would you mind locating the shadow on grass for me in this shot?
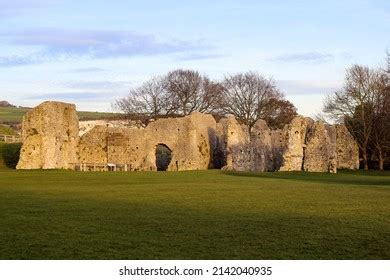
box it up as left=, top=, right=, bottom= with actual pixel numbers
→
left=223, top=170, right=390, bottom=187
left=1, top=199, right=388, bottom=259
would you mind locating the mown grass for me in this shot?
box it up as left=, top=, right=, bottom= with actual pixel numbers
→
left=0, top=143, right=6, bottom=169
left=0, top=169, right=389, bottom=260
left=0, top=107, right=122, bottom=124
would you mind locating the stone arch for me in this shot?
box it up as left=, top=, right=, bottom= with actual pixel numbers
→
left=155, top=144, right=173, bottom=171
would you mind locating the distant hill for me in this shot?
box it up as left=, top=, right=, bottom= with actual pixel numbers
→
left=0, top=101, right=16, bottom=108
left=0, top=106, right=123, bottom=124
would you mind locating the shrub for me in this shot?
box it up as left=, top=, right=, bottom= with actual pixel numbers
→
left=0, top=143, right=21, bottom=169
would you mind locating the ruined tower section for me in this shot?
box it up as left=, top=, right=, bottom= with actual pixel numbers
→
left=335, top=124, right=360, bottom=170
left=279, top=116, right=313, bottom=171
left=303, top=122, right=337, bottom=173
left=249, top=119, right=274, bottom=171
left=216, top=116, right=250, bottom=171
left=217, top=117, right=275, bottom=172
left=16, top=101, right=79, bottom=169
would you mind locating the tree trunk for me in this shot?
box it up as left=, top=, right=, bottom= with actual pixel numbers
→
left=362, top=149, right=369, bottom=171
left=378, top=150, right=384, bottom=171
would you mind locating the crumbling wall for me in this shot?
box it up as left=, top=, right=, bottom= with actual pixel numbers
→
left=78, top=112, right=217, bottom=171
left=217, top=116, right=250, bottom=171
left=78, top=125, right=110, bottom=165
left=16, top=101, right=79, bottom=169
left=303, top=122, right=337, bottom=173
left=336, top=124, right=359, bottom=170
left=17, top=101, right=360, bottom=173
left=270, top=129, right=284, bottom=170
left=250, top=119, right=275, bottom=172
left=79, top=119, right=140, bottom=136
left=218, top=115, right=357, bottom=173
left=217, top=117, right=278, bottom=172
left=279, top=116, right=313, bottom=171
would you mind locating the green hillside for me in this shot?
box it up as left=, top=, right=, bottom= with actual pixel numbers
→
left=0, top=124, right=17, bottom=135
left=0, top=107, right=122, bottom=124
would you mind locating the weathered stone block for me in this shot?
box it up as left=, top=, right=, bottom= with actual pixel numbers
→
left=17, top=101, right=79, bottom=169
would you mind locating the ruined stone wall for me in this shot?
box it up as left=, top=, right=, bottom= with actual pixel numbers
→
left=218, top=115, right=358, bottom=173
left=78, top=112, right=217, bottom=171
left=336, top=124, right=359, bottom=170
left=217, top=117, right=282, bottom=172
left=279, top=116, right=313, bottom=171
left=17, top=101, right=360, bottom=173
left=270, top=129, right=284, bottom=170
left=216, top=116, right=253, bottom=171
left=79, top=119, right=140, bottom=136
left=249, top=120, right=274, bottom=172
left=303, top=122, right=337, bottom=173
left=17, top=101, right=79, bottom=169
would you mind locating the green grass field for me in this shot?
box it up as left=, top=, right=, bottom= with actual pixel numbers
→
left=0, top=107, right=122, bottom=124
left=0, top=124, right=17, bottom=135
left=0, top=169, right=389, bottom=260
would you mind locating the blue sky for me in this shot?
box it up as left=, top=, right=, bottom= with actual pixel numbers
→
left=0, top=0, right=389, bottom=116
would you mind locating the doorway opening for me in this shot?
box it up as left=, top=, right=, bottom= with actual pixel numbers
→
left=155, top=144, right=172, bottom=171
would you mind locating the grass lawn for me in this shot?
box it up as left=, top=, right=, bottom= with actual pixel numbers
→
left=0, top=169, right=389, bottom=260
left=0, top=107, right=122, bottom=124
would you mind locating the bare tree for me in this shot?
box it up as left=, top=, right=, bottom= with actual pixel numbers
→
left=165, top=69, right=222, bottom=116
left=371, top=55, right=390, bottom=170
left=115, top=77, right=176, bottom=124
left=116, top=70, right=223, bottom=122
left=220, top=71, right=283, bottom=131
left=371, top=87, right=389, bottom=170
left=323, top=65, right=384, bottom=170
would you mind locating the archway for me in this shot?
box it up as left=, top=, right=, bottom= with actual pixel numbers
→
left=155, top=144, right=172, bottom=171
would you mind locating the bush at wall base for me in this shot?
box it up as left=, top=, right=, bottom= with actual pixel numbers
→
left=0, top=143, right=21, bottom=169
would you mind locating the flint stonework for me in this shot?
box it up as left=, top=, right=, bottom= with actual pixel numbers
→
left=17, top=101, right=360, bottom=173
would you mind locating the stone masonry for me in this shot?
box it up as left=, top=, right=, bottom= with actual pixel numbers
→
left=16, top=101, right=79, bottom=169
left=17, top=101, right=360, bottom=173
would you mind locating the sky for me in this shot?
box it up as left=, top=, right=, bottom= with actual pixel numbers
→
left=0, top=0, right=389, bottom=116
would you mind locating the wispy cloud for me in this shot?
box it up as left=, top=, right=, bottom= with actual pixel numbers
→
left=0, top=0, right=61, bottom=15
left=0, top=28, right=210, bottom=67
left=25, top=92, right=110, bottom=100
left=268, top=52, right=334, bottom=64
left=70, top=67, right=106, bottom=73
left=62, top=80, right=132, bottom=90
left=276, top=80, right=341, bottom=95
left=175, top=53, right=227, bottom=61
left=0, top=54, right=46, bottom=67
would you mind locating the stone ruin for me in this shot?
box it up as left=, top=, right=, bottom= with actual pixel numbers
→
left=16, top=101, right=79, bottom=169
left=16, top=101, right=360, bottom=173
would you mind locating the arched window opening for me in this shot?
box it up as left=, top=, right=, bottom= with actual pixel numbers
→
left=155, top=144, right=172, bottom=171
